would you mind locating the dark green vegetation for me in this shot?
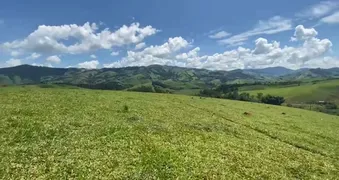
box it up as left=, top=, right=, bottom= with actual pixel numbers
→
left=199, top=84, right=285, bottom=105
left=1, top=86, right=339, bottom=179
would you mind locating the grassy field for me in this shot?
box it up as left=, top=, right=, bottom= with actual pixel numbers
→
left=243, top=79, right=339, bottom=104
left=1, top=86, right=339, bottom=179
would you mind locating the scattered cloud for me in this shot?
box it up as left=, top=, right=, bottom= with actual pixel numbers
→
left=6, top=59, right=21, bottom=67
left=321, top=11, right=339, bottom=24
left=10, top=51, right=21, bottom=57
left=32, top=63, right=53, bottom=67
left=104, top=37, right=189, bottom=67
left=293, top=25, right=318, bottom=41
left=110, top=51, right=120, bottom=56
left=135, top=42, right=146, bottom=50
left=2, top=22, right=158, bottom=55
left=46, top=55, right=61, bottom=64
left=218, top=16, right=292, bottom=46
left=297, top=1, right=339, bottom=19
left=26, top=52, right=41, bottom=60
left=209, top=31, right=231, bottom=39
left=90, top=54, right=97, bottom=59
left=78, top=60, right=99, bottom=69
left=104, top=25, right=335, bottom=70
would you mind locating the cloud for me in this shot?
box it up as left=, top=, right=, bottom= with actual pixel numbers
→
left=26, top=53, right=41, bottom=60
left=10, top=51, right=21, bottom=57
left=6, top=59, right=21, bottom=67
left=2, top=22, right=158, bottom=55
left=218, top=16, right=292, bottom=46
left=104, top=25, right=335, bottom=70
left=297, top=1, right=339, bottom=19
left=46, top=55, right=61, bottom=64
left=321, top=11, right=339, bottom=24
left=78, top=60, right=99, bottom=69
left=209, top=31, right=231, bottom=39
left=104, top=37, right=189, bottom=67
left=135, top=42, right=146, bottom=50
left=293, top=25, right=318, bottom=41
left=90, top=54, right=97, bottom=58
left=110, top=51, right=119, bottom=56
left=32, top=63, right=53, bottom=67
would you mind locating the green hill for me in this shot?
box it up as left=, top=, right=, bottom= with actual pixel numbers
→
left=244, top=79, right=339, bottom=104
left=1, top=86, right=339, bottom=179
left=0, top=65, right=265, bottom=94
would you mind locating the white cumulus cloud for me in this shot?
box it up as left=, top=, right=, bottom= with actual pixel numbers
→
left=26, top=52, right=41, bottom=60
left=78, top=60, right=99, bottom=69
left=104, top=25, right=335, bottom=70
left=90, top=54, right=97, bottom=59
left=10, top=51, right=21, bottom=57
left=110, top=51, right=120, bottom=56
left=135, top=42, right=146, bottom=50
left=104, top=37, right=189, bottom=68
left=6, top=59, right=22, bottom=67
left=46, top=55, right=61, bottom=64
left=2, top=22, right=158, bottom=55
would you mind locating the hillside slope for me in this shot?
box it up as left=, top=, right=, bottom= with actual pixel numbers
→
left=1, top=86, right=339, bottom=179
left=244, top=79, right=339, bottom=104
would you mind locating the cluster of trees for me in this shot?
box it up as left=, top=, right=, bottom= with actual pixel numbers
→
left=199, top=84, right=285, bottom=105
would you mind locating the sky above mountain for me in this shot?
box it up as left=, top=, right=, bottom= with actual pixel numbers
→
left=0, top=0, right=339, bottom=70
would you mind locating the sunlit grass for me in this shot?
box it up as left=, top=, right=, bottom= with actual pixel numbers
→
left=1, top=86, right=339, bottom=179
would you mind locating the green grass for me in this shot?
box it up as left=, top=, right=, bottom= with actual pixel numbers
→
left=244, top=79, right=339, bottom=104
left=1, top=86, right=339, bottom=179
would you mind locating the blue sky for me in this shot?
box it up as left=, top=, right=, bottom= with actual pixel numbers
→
left=0, top=0, right=339, bottom=70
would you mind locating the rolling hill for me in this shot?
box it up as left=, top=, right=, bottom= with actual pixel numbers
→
left=0, top=85, right=339, bottom=179
left=244, top=79, right=339, bottom=104
left=0, top=65, right=265, bottom=93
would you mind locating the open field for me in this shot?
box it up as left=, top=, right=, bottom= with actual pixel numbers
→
left=1, top=86, right=339, bottom=179
left=243, top=79, right=339, bottom=104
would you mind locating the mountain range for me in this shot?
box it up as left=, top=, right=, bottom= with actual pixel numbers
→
left=1, top=65, right=339, bottom=93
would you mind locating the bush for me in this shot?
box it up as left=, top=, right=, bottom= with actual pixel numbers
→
left=261, top=94, right=285, bottom=105
left=122, top=105, right=129, bottom=113
left=325, top=102, right=338, bottom=110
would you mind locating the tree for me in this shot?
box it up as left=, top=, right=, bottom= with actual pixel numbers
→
left=239, top=92, right=251, bottom=101
left=261, top=95, right=285, bottom=105
left=257, top=93, right=263, bottom=101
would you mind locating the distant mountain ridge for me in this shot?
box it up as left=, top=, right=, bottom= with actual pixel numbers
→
left=1, top=65, right=339, bottom=93
left=244, top=67, right=295, bottom=76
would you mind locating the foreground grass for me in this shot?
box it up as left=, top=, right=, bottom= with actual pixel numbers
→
left=1, top=86, right=339, bottom=179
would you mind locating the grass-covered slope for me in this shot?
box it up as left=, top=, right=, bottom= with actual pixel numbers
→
left=1, top=86, right=339, bottom=179
left=244, top=79, right=339, bottom=104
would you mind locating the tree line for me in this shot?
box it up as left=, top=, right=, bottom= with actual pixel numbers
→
left=199, top=84, right=285, bottom=105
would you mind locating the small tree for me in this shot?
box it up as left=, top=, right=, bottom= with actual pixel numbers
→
left=261, top=94, right=285, bottom=105
left=257, top=93, right=263, bottom=102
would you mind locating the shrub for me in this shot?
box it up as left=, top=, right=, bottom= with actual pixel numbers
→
left=325, top=102, right=338, bottom=110
left=261, top=95, right=285, bottom=105
left=123, top=105, right=129, bottom=113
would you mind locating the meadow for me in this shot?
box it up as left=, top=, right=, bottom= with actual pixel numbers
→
left=243, top=79, right=339, bottom=104
left=1, top=86, right=339, bottom=179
